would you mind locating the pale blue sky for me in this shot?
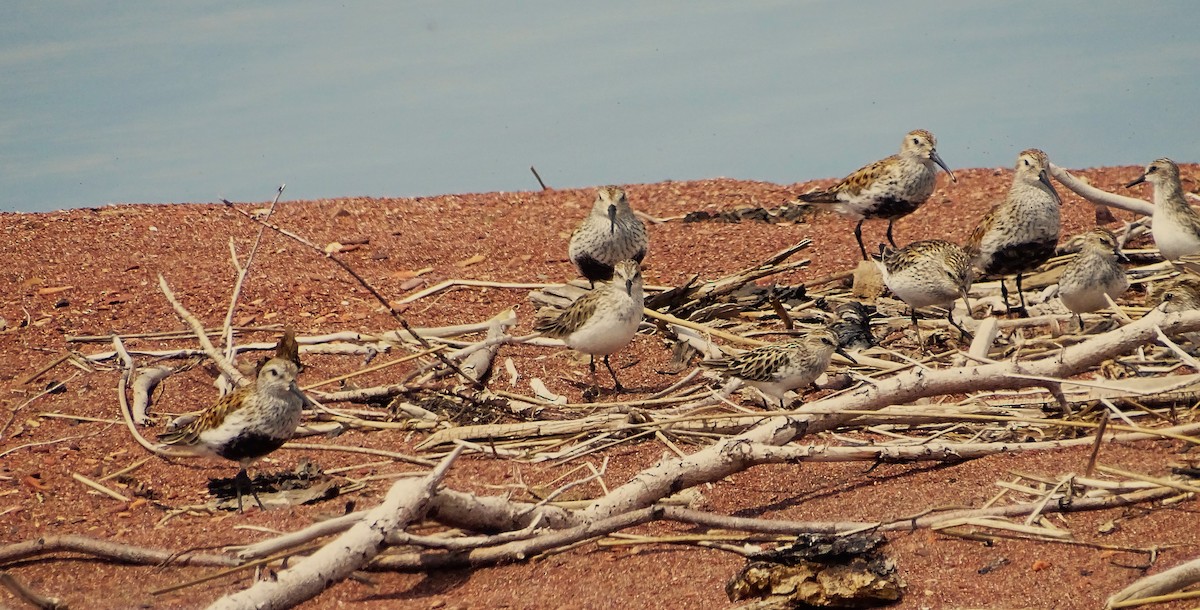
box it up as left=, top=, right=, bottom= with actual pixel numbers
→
left=2, top=2, right=1197, bottom=212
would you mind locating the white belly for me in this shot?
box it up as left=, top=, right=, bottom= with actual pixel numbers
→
left=1153, top=215, right=1200, bottom=260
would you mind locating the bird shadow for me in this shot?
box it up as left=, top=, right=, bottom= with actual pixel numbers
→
left=354, top=567, right=473, bottom=602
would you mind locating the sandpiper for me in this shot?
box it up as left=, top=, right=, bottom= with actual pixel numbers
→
left=568, top=186, right=648, bottom=287
left=965, top=148, right=1061, bottom=315
left=1153, top=276, right=1200, bottom=313
left=1057, top=229, right=1129, bottom=328
left=876, top=240, right=973, bottom=336
left=1126, top=158, right=1200, bottom=261
left=796, top=129, right=956, bottom=260
left=701, top=327, right=855, bottom=409
left=159, top=332, right=306, bottom=511
left=535, top=259, right=644, bottom=392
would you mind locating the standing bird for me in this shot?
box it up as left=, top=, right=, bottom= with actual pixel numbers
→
left=568, top=186, right=648, bottom=287
left=1126, top=158, right=1200, bottom=261
left=1057, top=229, right=1129, bottom=329
left=876, top=240, right=973, bottom=338
left=965, top=149, right=1062, bottom=315
left=796, top=129, right=956, bottom=260
left=701, top=327, right=855, bottom=409
left=158, top=332, right=306, bottom=512
left=535, top=260, right=644, bottom=392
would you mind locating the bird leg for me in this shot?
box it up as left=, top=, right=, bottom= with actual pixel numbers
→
left=1074, top=312, right=1084, bottom=333
left=947, top=309, right=972, bottom=341
left=602, top=355, right=625, bottom=393
left=909, top=307, right=925, bottom=352
left=1014, top=273, right=1030, bottom=318
left=886, top=220, right=898, bottom=248
left=235, top=468, right=267, bottom=513
left=854, top=220, right=868, bottom=260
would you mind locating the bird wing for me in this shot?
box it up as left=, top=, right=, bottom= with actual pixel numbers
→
left=158, top=386, right=249, bottom=446
left=797, top=154, right=900, bottom=204
left=534, top=290, right=602, bottom=338
left=703, top=344, right=792, bottom=382
left=964, top=206, right=1000, bottom=258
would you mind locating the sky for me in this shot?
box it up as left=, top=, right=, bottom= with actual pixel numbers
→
left=2, top=1, right=1198, bottom=212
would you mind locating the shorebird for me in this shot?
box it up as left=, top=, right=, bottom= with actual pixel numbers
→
left=701, top=327, right=855, bottom=409
left=535, top=259, right=644, bottom=392
left=965, top=148, right=1061, bottom=315
left=1126, top=158, right=1200, bottom=261
left=1057, top=229, right=1129, bottom=329
left=876, top=240, right=973, bottom=337
left=158, top=331, right=306, bottom=512
left=568, top=186, right=648, bottom=287
left=1153, top=276, right=1200, bottom=313
left=796, top=129, right=956, bottom=260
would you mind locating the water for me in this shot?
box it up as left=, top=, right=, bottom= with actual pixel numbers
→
left=2, top=1, right=1197, bottom=212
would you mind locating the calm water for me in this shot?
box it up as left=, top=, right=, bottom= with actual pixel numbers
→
left=2, top=1, right=1197, bottom=212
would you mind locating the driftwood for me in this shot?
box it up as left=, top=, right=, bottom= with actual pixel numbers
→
left=1107, top=556, right=1200, bottom=608
left=206, top=446, right=462, bottom=610
left=1049, top=162, right=1154, bottom=216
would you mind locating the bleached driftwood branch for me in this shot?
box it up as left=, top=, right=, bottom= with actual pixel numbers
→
left=1106, top=556, right=1200, bottom=608
left=157, top=273, right=246, bottom=387
left=1049, top=162, right=1154, bottom=216
left=207, top=446, right=464, bottom=610
left=130, top=366, right=173, bottom=425
left=575, top=309, right=1200, bottom=522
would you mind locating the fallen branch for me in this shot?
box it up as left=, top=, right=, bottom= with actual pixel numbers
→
left=157, top=274, right=245, bottom=387
left=0, top=535, right=238, bottom=568
left=207, top=446, right=464, bottom=610
left=1049, top=162, right=1153, bottom=216
left=1107, top=556, right=1200, bottom=608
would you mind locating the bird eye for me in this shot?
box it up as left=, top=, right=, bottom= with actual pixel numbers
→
left=1148, top=166, right=1157, bottom=173
left=268, top=368, right=278, bottom=377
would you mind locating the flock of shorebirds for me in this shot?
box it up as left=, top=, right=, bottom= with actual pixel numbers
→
left=155, top=129, right=1197, bottom=510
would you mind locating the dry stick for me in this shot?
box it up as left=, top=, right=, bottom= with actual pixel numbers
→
left=72, top=472, right=130, bottom=502
left=732, top=421, right=1200, bottom=468
left=395, top=278, right=551, bottom=307
left=0, top=535, right=238, bottom=568
left=221, top=185, right=285, bottom=362
left=17, top=352, right=71, bottom=386
left=222, top=204, right=484, bottom=390
left=575, top=309, right=1200, bottom=522
left=1107, top=556, right=1200, bottom=608
left=157, top=274, right=246, bottom=387
left=130, top=365, right=173, bottom=426
left=0, top=570, right=65, bottom=610
left=231, top=511, right=369, bottom=559
left=113, top=337, right=192, bottom=458
left=372, top=484, right=1179, bottom=572
left=1049, top=162, right=1154, bottom=216
left=206, top=446, right=464, bottom=610
left=530, top=166, right=549, bottom=190
left=1085, top=412, right=1110, bottom=476
left=1095, top=465, right=1200, bottom=495
left=301, top=346, right=444, bottom=390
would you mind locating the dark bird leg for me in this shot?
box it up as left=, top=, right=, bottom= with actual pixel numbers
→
left=854, top=220, right=868, bottom=260
left=588, top=355, right=599, bottom=391
left=910, top=308, right=926, bottom=353
left=235, top=468, right=267, bottom=513
left=1074, top=312, right=1084, bottom=333
left=886, top=219, right=898, bottom=248
left=1015, top=273, right=1030, bottom=318
left=947, top=309, right=972, bottom=341
left=602, top=355, right=625, bottom=393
